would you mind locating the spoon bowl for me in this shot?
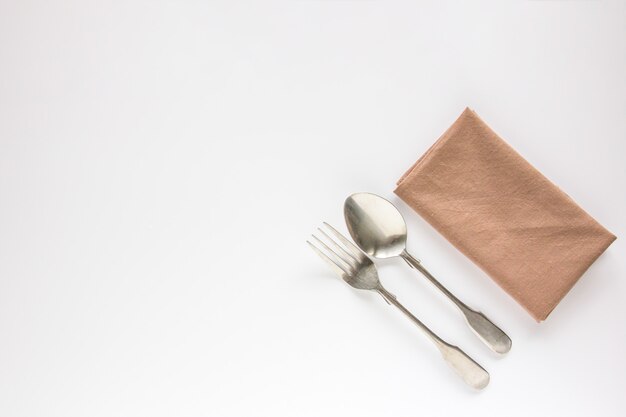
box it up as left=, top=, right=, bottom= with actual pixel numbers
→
left=344, top=192, right=408, bottom=258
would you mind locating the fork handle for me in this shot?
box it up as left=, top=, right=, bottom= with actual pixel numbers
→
left=435, top=341, right=490, bottom=390
left=401, top=250, right=512, bottom=355
left=378, top=287, right=442, bottom=343
left=377, top=287, right=489, bottom=389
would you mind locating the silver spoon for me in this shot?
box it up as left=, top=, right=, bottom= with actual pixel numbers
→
left=344, top=192, right=512, bottom=355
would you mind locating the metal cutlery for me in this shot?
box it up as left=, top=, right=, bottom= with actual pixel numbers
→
left=308, top=222, right=490, bottom=390
left=344, top=192, right=512, bottom=355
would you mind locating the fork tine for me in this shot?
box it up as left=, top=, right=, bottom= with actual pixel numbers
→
left=311, top=234, right=354, bottom=270
left=308, top=238, right=352, bottom=277
left=317, top=227, right=360, bottom=268
left=322, top=222, right=366, bottom=261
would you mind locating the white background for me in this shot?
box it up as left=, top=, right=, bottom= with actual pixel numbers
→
left=1, top=1, right=625, bottom=416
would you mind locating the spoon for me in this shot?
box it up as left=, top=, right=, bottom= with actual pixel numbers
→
left=344, top=192, right=512, bottom=355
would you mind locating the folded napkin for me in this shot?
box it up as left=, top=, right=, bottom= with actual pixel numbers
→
left=395, top=108, right=616, bottom=321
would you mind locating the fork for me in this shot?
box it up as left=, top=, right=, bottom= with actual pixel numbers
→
left=308, top=222, right=490, bottom=390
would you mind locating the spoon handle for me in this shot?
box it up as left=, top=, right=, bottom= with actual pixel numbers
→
left=377, top=287, right=490, bottom=390
left=401, top=251, right=512, bottom=355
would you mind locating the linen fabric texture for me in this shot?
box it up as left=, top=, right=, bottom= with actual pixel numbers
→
left=395, top=108, right=616, bottom=321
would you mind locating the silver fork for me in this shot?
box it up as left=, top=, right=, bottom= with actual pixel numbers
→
left=308, top=222, right=490, bottom=390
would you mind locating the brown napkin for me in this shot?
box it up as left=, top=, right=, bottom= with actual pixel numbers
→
left=395, top=108, right=616, bottom=321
